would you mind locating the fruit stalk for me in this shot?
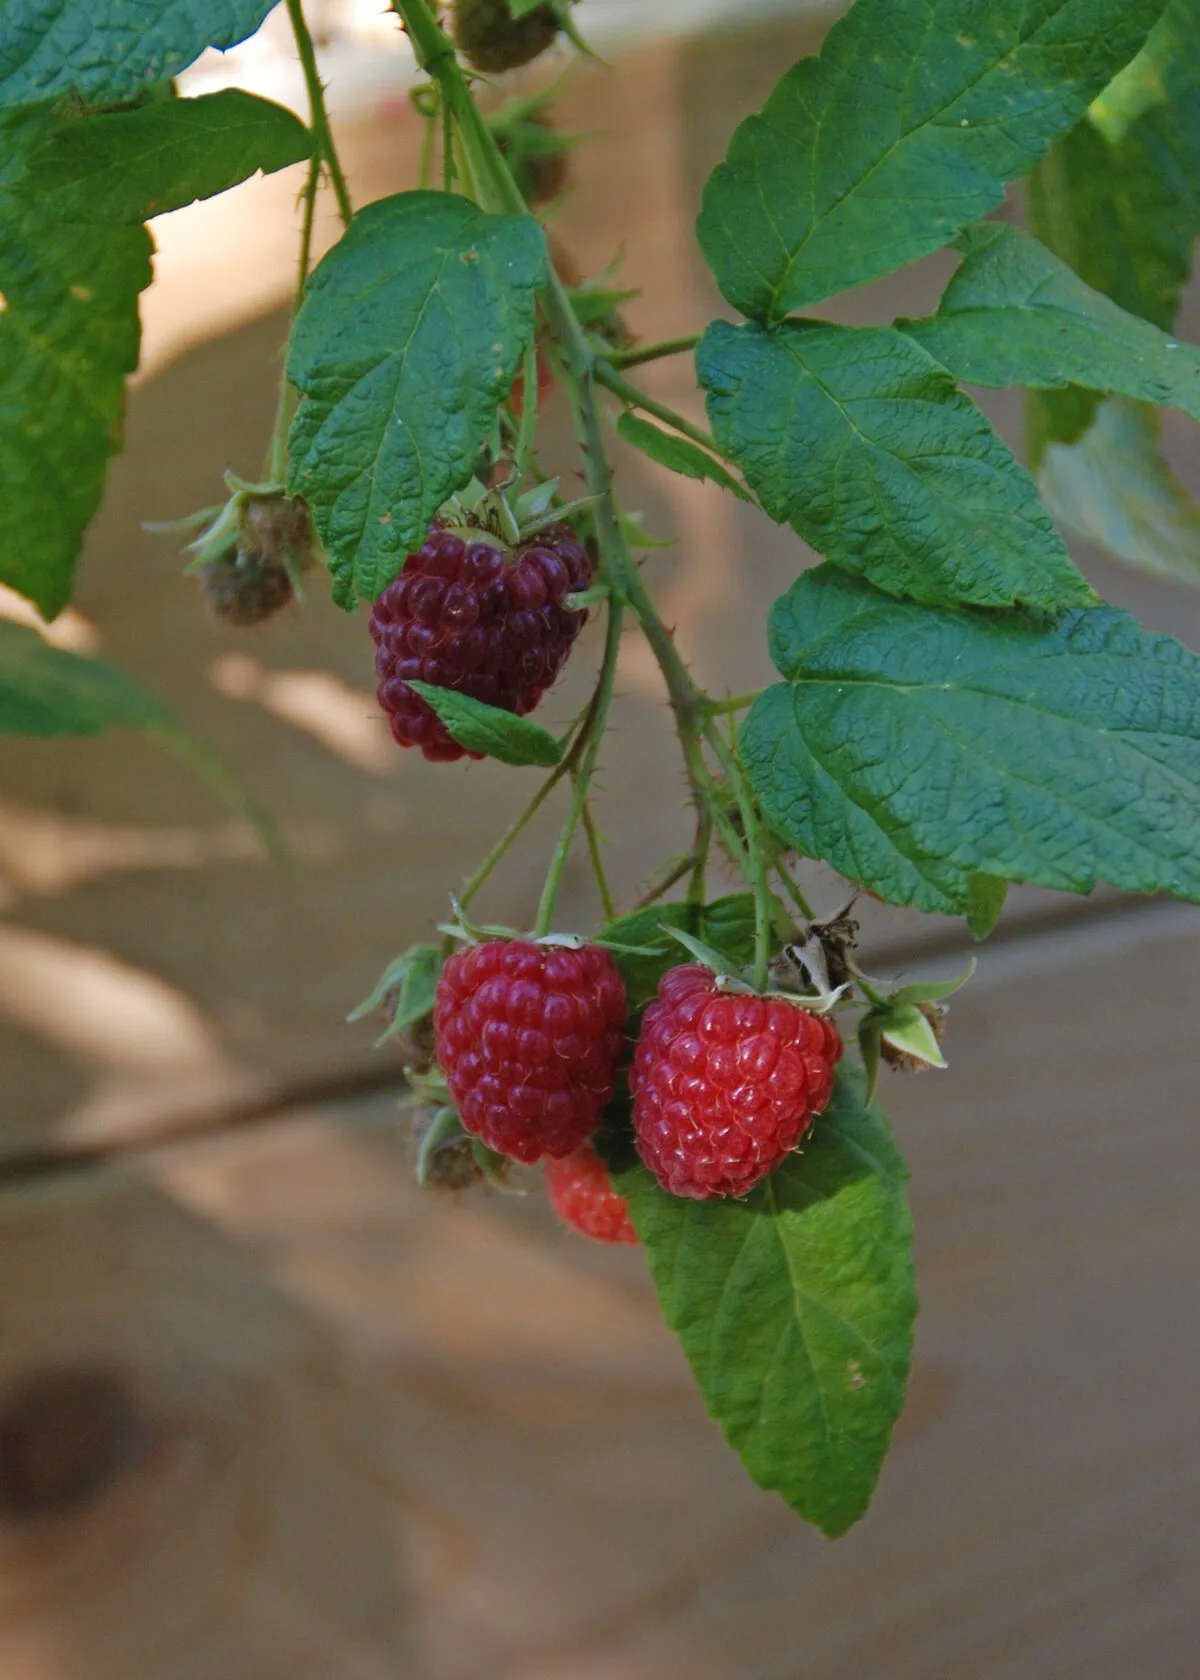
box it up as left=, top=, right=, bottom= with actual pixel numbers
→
left=393, top=0, right=772, bottom=905
left=532, top=596, right=624, bottom=934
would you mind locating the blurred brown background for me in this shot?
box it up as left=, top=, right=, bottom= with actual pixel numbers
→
left=0, top=5, right=1197, bottom=1675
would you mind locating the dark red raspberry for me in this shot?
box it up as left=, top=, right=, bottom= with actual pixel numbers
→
left=369, top=523, right=591, bottom=763
left=630, top=964, right=843, bottom=1200
left=545, top=1140, right=637, bottom=1244
left=434, top=939, right=627, bottom=1163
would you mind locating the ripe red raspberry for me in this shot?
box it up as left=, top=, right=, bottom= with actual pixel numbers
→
left=630, top=964, right=843, bottom=1200
left=545, top=1141, right=637, bottom=1244
left=434, top=939, right=627, bottom=1163
left=370, top=523, right=591, bottom=762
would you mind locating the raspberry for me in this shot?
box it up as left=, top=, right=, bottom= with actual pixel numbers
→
left=630, top=964, right=843, bottom=1200
left=495, top=108, right=570, bottom=206
left=453, top=0, right=560, bottom=72
left=194, top=493, right=313, bottom=627
left=370, top=523, right=591, bottom=762
left=198, top=548, right=294, bottom=626
left=545, top=1141, right=637, bottom=1244
left=434, top=939, right=627, bottom=1163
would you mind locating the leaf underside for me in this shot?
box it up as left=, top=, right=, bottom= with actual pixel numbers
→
left=902, top=222, right=1200, bottom=419
left=616, top=410, right=750, bottom=501
left=0, top=619, right=168, bottom=734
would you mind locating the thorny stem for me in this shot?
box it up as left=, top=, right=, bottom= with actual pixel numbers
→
left=703, top=720, right=773, bottom=989
left=515, top=338, right=539, bottom=468
left=416, top=88, right=438, bottom=188
left=774, top=862, right=816, bottom=923
left=286, top=0, right=354, bottom=228
left=607, top=334, right=702, bottom=370
left=688, top=808, right=712, bottom=910
left=594, top=363, right=728, bottom=461
left=533, top=598, right=624, bottom=936
left=455, top=751, right=572, bottom=917
left=633, top=852, right=697, bottom=913
left=706, top=690, right=762, bottom=715
left=580, top=798, right=617, bottom=921
left=265, top=155, right=321, bottom=484
left=393, top=0, right=784, bottom=935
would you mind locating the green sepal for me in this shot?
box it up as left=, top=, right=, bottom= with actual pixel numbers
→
left=348, top=942, right=442, bottom=1043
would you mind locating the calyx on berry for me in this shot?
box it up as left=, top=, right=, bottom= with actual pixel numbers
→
left=488, top=82, right=582, bottom=207
left=856, top=962, right=975, bottom=1099
left=148, top=473, right=316, bottom=627
left=668, top=926, right=848, bottom=1015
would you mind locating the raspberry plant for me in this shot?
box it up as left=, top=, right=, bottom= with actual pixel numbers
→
left=4, top=0, right=1200, bottom=1536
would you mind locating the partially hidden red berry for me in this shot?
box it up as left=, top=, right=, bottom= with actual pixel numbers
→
left=630, top=964, right=843, bottom=1200
left=434, top=939, right=628, bottom=1163
left=545, top=1140, right=637, bottom=1245
left=370, top=523, right=592, bottom=762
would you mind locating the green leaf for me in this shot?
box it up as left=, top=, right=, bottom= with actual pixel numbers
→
left=615, top=411, right=750, bottom=501
left=698, top=318, right=1090, bottom=613
left=742, top=565, right=1200, bottom=915
left=1025, top=0, right=1200, bottom=463
left=0, top=91, right=308, bottom=620
left=287, top=192, right=546, bottom=607
left=25, top=90, right=312, bottom=225
left=348, top=942, right=442, bottom=1025
left=378, top=945, right=441, bottom=1043
left=902, top=223, right=1200, bottom=418
left=408, top=681, right=561, bottom=767
left=1038, top=398, right=1200, bottom=587
left=0, top=1, right=277, bottom=107
left=0, top=106, right=151, bottom=616
left=601, top=894, right=755, bottom=1011
left=506, top=0, right=550, bottom=17
left=0, top=617, right=283, bottom=854
left=613, top=1068, right=915, bottom=1537
left=0, top=619, right=168, bottom=733
left=696, top=0, right=1165, bottom=321
left=1032, top=0, right=1200, bottom=338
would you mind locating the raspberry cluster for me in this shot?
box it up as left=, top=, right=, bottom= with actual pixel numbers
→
left=545, top=1141, right=637, bottom=1244
left=434, top=939, right=627, bottom=1162
left=370, top=524, right=591, bottom=762
left=630, top=964, right=843, bottom=1199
